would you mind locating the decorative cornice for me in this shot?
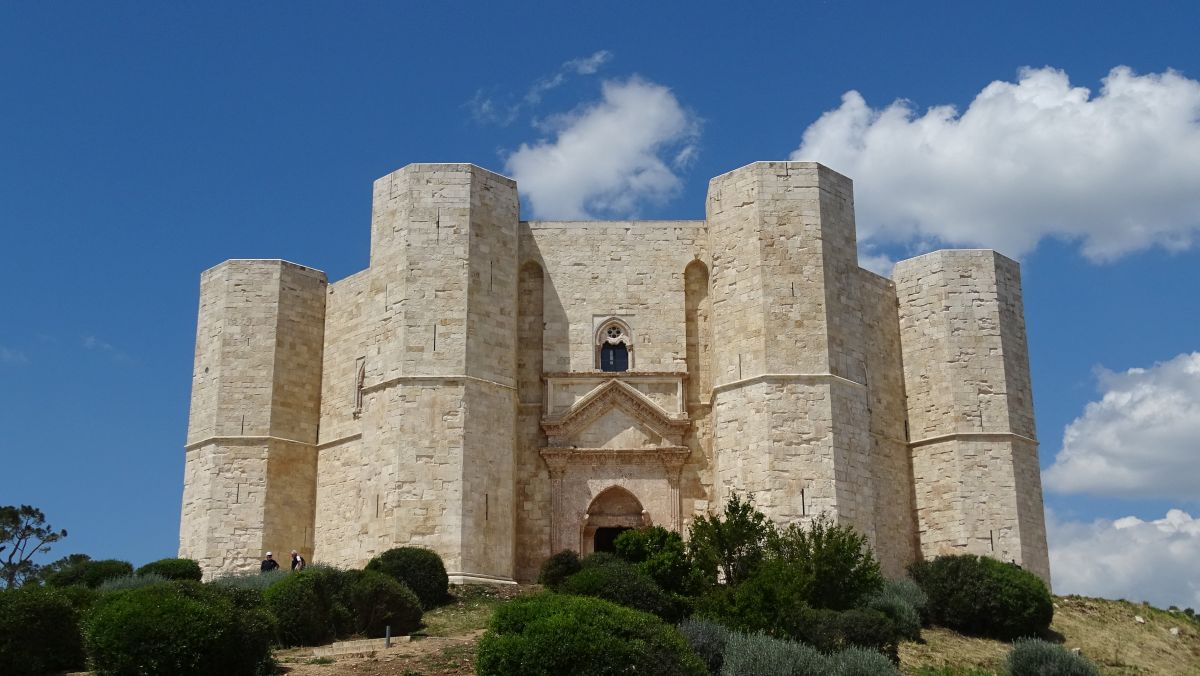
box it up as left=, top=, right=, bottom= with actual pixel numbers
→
left=542, top=379, right=689, bottom=446
left=316, top=433, right=363, bottom=450
left=908, top=431, right=1038, bottom=448
left=540, top=446, right=690, bottom=471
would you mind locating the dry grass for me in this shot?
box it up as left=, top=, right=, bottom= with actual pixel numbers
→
left=901, top=596, right=1200, bottom=675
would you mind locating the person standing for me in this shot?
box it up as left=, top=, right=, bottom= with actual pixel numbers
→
left=290, top=549, right=306, bottom=572
left=260, top=552, right=280, bottom=572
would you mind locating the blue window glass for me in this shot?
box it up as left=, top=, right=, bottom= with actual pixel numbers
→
left=600, top=343, right=628, bottom=372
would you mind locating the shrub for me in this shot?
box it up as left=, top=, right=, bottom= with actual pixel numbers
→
left=537, top=550, right=581, bottom=590
left=46, top=558, right=134, bottom=588
left=559, top=552, right=680, bottom=621
left=884, top=577, right=929, bottom=623
left=689, top=492, right=774, bottom=586
left=136, top=557, right=203, bottom=581
left=98, top=572, right=169, bottom=592
left=84, top=582, right=274, bottom=676
left=365, top=546, right=449, bottom=609
left=831, top=646, right=900, bottom=675
left=677, top=617, right=733, bottom=675
left=210, top=568, right=288, bottom=591
left=1006, top=639, right=1099, bottom=676
left=864, top=581, right=923, bottom=640
left=348, top=569, right=422, bottom=637
left=263, top=567, right=356, bottom=646
left=767, top=515, right=883, bottom=610
left=56, top=583, right=100, bottom=613
left=909, top=554, right=1053, bottom=640
left=719, top=630, right=831, bottom=676
left=476, top=593, right=706, bottom=676
left=615, top=526, right=700, bottom=594
left=0, top=586, right=85, bottom=676
left=694, top=558, right=813, bottom=633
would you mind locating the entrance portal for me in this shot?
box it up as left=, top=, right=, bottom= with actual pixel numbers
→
left=581, top=486, right=648, bottom=555
left=593, top=526, right=630, bottom=553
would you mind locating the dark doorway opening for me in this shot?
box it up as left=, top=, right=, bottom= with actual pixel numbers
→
left=593, top=526, right=631, bottom=553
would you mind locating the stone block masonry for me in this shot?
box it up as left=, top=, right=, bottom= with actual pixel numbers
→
left=180, top=160, right=1051, bottom=586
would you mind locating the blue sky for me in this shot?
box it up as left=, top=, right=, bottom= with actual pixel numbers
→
left=2, top=3, right=1198, bottom=605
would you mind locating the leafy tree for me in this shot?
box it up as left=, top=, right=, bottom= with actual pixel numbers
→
left=0, top=505, right=66, bottom=589
left=687, top=492, right=774, bottom=586
left=767, top=514, right=883, bottom=610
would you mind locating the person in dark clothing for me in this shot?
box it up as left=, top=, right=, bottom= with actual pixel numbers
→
left=260, top=552, right=280, bottom=572
left=290, top=550, right=306, bottom=572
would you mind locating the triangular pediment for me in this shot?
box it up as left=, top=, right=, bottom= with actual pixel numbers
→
left=542, top=379, right=689, bottom=448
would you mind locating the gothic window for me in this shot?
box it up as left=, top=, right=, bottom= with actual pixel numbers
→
left=595, top=318, right=632, bottom=372
left=600, top=343, right=628, bottom=372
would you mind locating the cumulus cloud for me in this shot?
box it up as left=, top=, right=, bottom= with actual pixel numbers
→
left=506, top=77, right=700, bottom=219
left=470, top=50, right=613, bottom=126
left=0, top=345, right=28, bottom=364
left=792, top=66, right=1200, bottom=261
left=1043, top=352, right=1200, bottom=500
left=1049, top=509, right=1200, bottom=608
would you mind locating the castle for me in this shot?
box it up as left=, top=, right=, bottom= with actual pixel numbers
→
left=179, top=161, right=1051, bottom=584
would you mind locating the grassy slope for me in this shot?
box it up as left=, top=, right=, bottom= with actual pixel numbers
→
left=901, top=596, right=1200, bottom=675
left=276, top=588, right=1200, bottom=676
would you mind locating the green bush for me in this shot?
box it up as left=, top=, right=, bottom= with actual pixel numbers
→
left=0, top=586, right=86, bottom=676
left=909, top=554, right=1053, bottom=640
left=263, top=567, right=356, bottom=646
left=84, top=582, right=274, bottom=676
left=348, top=569, right=422, bottom=637
left=56, top=583, right=100, bottom=613
left=477, top=593, right=706, bottom=676
left=615, top=526, right=700, bottom=594
left=1006, top=639, right=1099, bottom=676
left=767, top=515, right=883, bottom=610
left=365, top=546, right=449, bottom=609
left=98, top=572, right=169, bottom=593
left=831, top=646, right=900, bottom=675
left=136, top=557, right=203, bottom=581
left=46, top=558, right=134, bottom=588
left=689, top=492, right=774, bottom=587
left=864, top=581, right=922, bottom=640
left=677, top=617, right=733, bottom=675
left=537, top=550, right=581, bottom=590
left=559, top=552, right=680, bottom=621
left=718, top=630, right=831, bottom=676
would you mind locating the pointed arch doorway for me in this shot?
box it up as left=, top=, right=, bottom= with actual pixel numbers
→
left=580, top=485, right=649, bottom=555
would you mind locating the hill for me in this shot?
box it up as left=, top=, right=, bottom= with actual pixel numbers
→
left=275, top=588, right=1200, bottom=676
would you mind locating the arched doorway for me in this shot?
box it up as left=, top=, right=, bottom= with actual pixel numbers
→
left=581, top=486, right=648, bottom=555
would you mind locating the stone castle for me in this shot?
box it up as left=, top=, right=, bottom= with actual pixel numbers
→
left=179, top=161, right=1051, bottom=584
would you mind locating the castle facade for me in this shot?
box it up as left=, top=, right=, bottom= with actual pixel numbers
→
left=179, top=161, right=1051, bottom=583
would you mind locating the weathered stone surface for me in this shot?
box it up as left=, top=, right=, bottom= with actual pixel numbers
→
left=180, top=161, right=1051, bottom=586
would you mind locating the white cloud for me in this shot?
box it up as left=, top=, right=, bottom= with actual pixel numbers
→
left=506, top=77, right=699, bottom=219
left=1049, top=508, right=1200, bottom=608
left=1043, top=352, right=1200, bottom=500
left=791, top=66, right=1200, bottom=261
left=0, top=345, right=28, bottom=364
left=470, top=50, right=613, bottom=126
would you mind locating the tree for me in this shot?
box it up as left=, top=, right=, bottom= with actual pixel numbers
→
left=0, top=505, right=67, bottom=589
left=687, top=492, right=774, bottom=586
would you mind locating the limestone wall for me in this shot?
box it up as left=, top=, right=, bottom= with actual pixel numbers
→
left=180, top=260, right=326, bottom=576
left=895, top=250, right=1050, bottom=582
left=707, top=162, right=874, bottom=548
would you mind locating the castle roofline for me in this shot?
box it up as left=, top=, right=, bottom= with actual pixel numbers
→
left=200, top=258, right=326, bottom=277
left=706, top=160, right=850, bottom=184
left=380, top=162, right=517, bottom=187
left=894, top=248, right=1018, bottom=268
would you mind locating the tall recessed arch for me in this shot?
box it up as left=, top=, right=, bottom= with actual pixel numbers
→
left=684, top=259, right=711, bottom=403
left=517, top=261, right=544, bottom=404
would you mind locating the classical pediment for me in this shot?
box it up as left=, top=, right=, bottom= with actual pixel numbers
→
left=541, top=378, right=690, bottom=448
